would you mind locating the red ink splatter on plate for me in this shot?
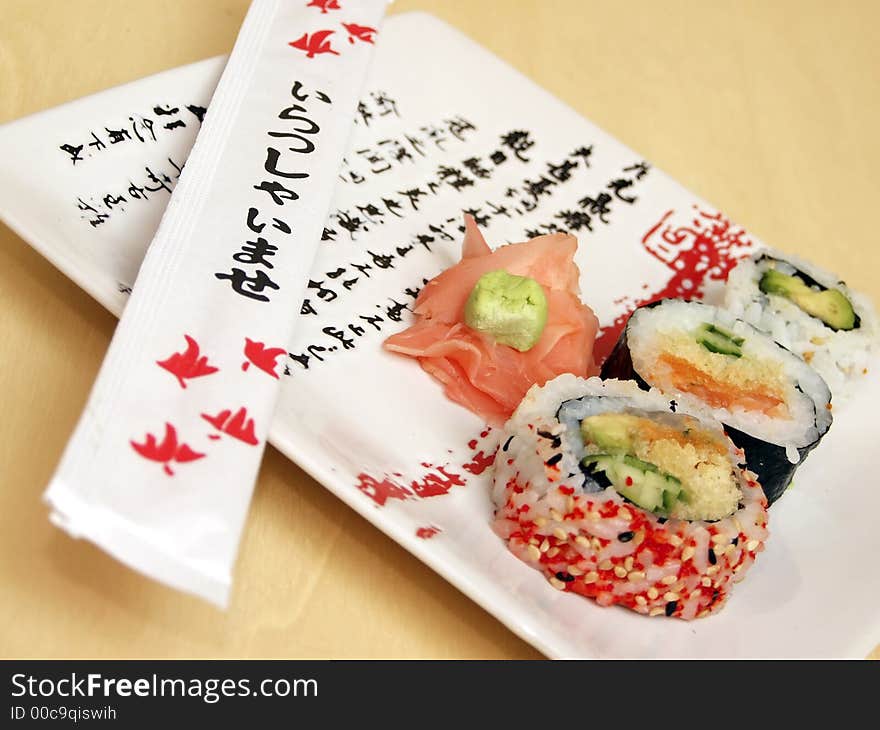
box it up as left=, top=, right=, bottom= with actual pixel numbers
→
left=156, top=334, right=218, bottom=389
left=354, top=429, right=497, bottom=506
left=463, top=449, right=496, bottom=475
left=355, top=464, right=466, bottom=506
left=355, top=474, right=412, bottom=506
left=409, top=466, right=466, bottom=498
left=130, top=423, right=205, bottom=476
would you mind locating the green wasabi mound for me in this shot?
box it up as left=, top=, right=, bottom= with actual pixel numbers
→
left=464, top=270, right=548, bottom=352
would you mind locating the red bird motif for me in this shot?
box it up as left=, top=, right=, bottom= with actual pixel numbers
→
left=342, top=23, right=377, bottom=44
left=201, top=407, right=259, bottom=446
left=156, top=334, right=219, bottom=389
left=130, top=423, right=205, bottom=476
left=289, top=30, right=339, bottom=58
left=242, top=337, right=286, bottom=379
left=307, top=0, right=341, bottom=13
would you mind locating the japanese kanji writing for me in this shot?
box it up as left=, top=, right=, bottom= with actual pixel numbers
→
left=76, top=157, right=184, bottom=228
left=215, top=80, right=331, bottom=303
left=58, top=103, right=205, bottom=166
left=524, top=160, right=651, bottom=238
left=338, top=115, right=478, bottom=183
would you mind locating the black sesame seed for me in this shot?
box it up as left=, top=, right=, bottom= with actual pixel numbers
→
left=656, top=517, right=667, bottom=524
left=669, top=400, right=678, bottom=413
left=617, top=531, right=634, bottom=543
left=583, top=467, right=612, bottom=489
left=546, top=453, right=563, bottom=467
left=665, top=601, right=677, bottom=617
left=712, top=589, right=720, bottom=603
left=537, top=429, right=562, bottom=448
left=732, top=536, right=739, bottom=547
left=708, top=548, right=717, bottom=565
left=555, top=571, right=575, bottom=583
left=502, top=435, right=514, bottom=452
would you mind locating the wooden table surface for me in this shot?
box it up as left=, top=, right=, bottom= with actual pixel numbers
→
left=1, top=0, right=878, bottom=659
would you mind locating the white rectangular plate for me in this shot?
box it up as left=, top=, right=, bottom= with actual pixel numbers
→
left=1, top=12, right=878, bottom=658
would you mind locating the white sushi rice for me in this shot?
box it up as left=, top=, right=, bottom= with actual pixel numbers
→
left=724, top=249, right=878, bottom=398
left=625, top=300, right=832, bottom=454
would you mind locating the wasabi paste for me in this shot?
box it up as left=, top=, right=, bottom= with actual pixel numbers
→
left=464, top=270, right=548, bottom=351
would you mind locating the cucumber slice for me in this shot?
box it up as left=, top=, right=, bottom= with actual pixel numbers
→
left=581, top=453, right=614, bottom=469
left=662, top=483, right=683, bottom=510
left=695, top=322, right=743, bottom=357
left=581, top=452, right=684, bottom=515
left=617, top=479, right=663, bottom=512
left=702, top=323, right=744, bottom=346
left=623, top=453, right=659, bottom=473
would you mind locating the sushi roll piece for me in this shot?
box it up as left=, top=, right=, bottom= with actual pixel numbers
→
left=492, top=375, right=768, bottom=620
left=600, top=299, right=832, bottom=504
left=724, top=250, right=878, bottom=397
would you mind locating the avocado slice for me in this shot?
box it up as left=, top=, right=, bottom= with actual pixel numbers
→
left=580, top=413, right=636, bottom=453
left=759, top=268, right=857, bottom=331
left=695, top=322, right=743, bottom=358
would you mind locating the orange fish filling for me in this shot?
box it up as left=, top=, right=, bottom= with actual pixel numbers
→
left=656, top=353, right=788, bottom=417
left=632, top=416, right=728, bottom=457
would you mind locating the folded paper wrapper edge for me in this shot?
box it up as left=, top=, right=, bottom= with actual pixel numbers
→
left=46, top=480, right=232, bottom=607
